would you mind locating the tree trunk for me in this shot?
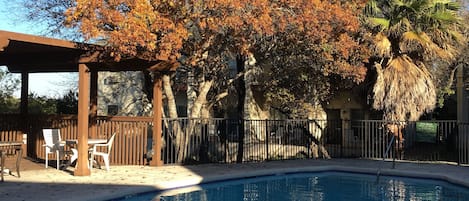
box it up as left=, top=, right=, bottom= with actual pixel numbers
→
left=305, top=103, right=331, bottom=159
left=236, top=55, right=245, bottom=163
left=163, top=75, right=178, bottom=118
left=163, top=74, right=214, bottom=163
left=162, top=74, right=187, bottom=163
left=187, top=68, right=197, bottom=117
left=243, top=52, right=269, bottom=141
left=181, top=80, right=213, bottom=162
left=190, top=80, right=213, bottom=118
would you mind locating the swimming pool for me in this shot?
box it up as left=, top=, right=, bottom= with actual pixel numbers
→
left=114, top=171, right=469, bottom=201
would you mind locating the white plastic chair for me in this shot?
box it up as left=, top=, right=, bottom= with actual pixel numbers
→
left=89, top=133, right=116, bottom=171
left=42, top=129, right=65, bottom=170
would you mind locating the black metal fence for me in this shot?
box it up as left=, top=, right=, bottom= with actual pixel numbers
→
left=2, top=114, right=467, bottom=166
left=158, top=119, right=467, bottom=165
left=459, top=123, right=469, bottom=164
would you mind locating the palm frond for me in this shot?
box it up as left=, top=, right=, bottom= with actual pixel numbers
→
left=407, top=0, right=428, bottom=13
left=372, top=55, right=436, bottom=121
left=431, top=11, right=460, bottom=22
left=447, top=30, right=465, bottom=44
left=368, top=17, right=390, bottom=30
left=391, top=0, right=405, bottom=7
left=364, top=0, right=382, bottom=16
left=402, top=31, right=457, bottom=60
left=432, top=0, right=461, bottom=11
left=402, top=31, right=432, bottom=45
left=373, top=32, right=392, bottom=57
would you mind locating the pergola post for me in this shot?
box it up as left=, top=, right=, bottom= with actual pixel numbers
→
left=150, top=72, right=163, bottom=166
left=90, top=69, right=98, bottom=139
left=74, top=63, right=91, bottom=176
left=20, top=72, right=28, bottom=156
left=20, top=72, right=28, bottom=115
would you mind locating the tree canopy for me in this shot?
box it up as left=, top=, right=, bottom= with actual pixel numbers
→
left=62, top=0, right=368, bottom=67
left=0, top=67, right=20, bottom=113
left=58, top=0, right=369, bottom=118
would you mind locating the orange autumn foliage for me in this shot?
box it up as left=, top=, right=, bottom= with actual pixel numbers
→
left=65, top=0, right=368, bottom=81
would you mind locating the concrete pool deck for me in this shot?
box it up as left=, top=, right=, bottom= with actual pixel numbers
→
left=1, top=159, right=468, bottom=201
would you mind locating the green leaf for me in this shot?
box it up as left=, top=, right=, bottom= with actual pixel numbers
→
left=430, top=11, right=458, bottom=22
left=368, top=17, right=390, bottom=30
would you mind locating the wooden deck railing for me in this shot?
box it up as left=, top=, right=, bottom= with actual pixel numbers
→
left=96, top=116, right=151, bottom=165
left=0, top=114, right=23, bottom=142
left=0, top=114, right=25, bottom=156
left=0, top=115, right=151, bottom=166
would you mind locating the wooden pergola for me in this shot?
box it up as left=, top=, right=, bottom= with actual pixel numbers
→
left=0, top=30, right=172, bottom=176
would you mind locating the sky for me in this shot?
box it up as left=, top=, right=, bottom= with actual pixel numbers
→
left=0, top=0, right=76, bottom=98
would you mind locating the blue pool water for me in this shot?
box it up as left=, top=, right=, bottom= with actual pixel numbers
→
left=114, top=172, right=469, bottom=201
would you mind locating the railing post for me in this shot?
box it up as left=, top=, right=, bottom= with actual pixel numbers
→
left=392, top=135, right=396, bottom=169
left=458, top=123, right=461, bottom=166
left=265, top=119, right=269, bottom=161
left=224, top=119, right=228, bottom=163
left=456, top=124, right=459, bottom=165
left=236, top=119, right=245, bottom=163
left=307, top=120, right=311, bottom=158
left=341, top=119, right=345, bottom=157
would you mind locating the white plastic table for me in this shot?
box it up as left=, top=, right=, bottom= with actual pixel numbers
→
left=64, top=139, right=107, bottom=166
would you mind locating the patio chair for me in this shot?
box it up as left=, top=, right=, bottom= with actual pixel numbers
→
left=89, top=133, right=116, bottom=171
left=42, top=129, right=65, bottom=170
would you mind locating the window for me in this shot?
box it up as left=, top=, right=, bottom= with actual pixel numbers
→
left=325, top=109, right=342, bottom=144
left=351, top=109, right=365, bottom=138
left=107, top=105, right=119, bottom=116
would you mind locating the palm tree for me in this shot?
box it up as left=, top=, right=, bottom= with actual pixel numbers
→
left=364, top=0, right=465, bottom=138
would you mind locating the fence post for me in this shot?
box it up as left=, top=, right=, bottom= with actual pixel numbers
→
left=307, top=120, right=311, bottom=158
left=224, top=119, right=228, bottom=163
left=392, top=133, right=396, bottom=169
left=265, top=120, right=269, bottom=161
left=341, top=119, right=346, bottom=157
left=456, top=123, right=462, bottom=166
left=236, top=119, right=245, bottom=163
left=458, top=123, right=461, bottom=166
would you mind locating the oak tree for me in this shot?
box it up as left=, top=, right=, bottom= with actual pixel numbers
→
left=19, top=0, right=369, bottom=162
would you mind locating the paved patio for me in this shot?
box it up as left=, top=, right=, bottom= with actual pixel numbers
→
left=0, top=158, right=468, bottom=201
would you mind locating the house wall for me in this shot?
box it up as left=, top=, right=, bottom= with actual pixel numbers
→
left=98, top=71, right=189, bottom=117
left=96, top=71, right=376, bottom=120
left=324, top=89, right=369, bottom=120
left=98, top=71, right=152, bottom=116
left=323, top=88, right=374, bottom=147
